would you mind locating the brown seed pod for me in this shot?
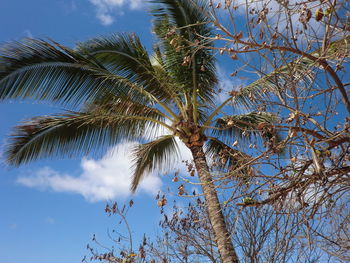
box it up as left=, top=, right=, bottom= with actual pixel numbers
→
left=178, top=185, right=185, bottom=195
left=315, top=8, right=324, bottom=21
left=157, top=198, right=167, bottom=207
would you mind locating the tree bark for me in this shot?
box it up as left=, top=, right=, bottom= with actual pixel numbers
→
left=189, top=145, right=239, bottom=263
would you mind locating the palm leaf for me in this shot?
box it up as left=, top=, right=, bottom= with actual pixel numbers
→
left=131, top=135, right=179, bottom=192
left=77, top=33, right=176, bottom=103
left=0, top=38, right=149, bottom=106
left=205, top=137, right=251, bottom=174
left=234, top=36, right=350, bottom=107
left=151, top=0, right=212, bottom=39
left=84, top=93, right=168, bottom=120
left=151, top=0, right=217, bottom=104
left=6, top=109, right=166, bottom=166
left=212, top=111, right=279, bottom=144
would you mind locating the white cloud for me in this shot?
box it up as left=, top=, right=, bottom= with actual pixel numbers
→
left=88, top=0, right=144, bottom=25
left=17, top=142, right=162, bottom=202
left=17, top=139, right=193, bottom=202
left=96, top=13, right=115, bottom=26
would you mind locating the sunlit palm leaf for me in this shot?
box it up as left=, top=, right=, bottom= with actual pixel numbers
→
left=131, top=135, right=179, bottom=192
left=148, top=46, right=183, bottom=107
left=234, top=36, right=350, bottom=107
left=313, top=35, right=350, bottom=59
left=151, top=0, right=217, bottom=104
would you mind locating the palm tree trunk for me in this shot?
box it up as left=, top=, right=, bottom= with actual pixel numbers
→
left=189, top=145, right=239, bottom=263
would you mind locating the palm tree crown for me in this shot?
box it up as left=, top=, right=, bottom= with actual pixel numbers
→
left=0, top=1, right=276, bottom=262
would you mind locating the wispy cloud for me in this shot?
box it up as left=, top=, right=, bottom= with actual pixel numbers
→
left=9, top=223, right=18, bottom=229
left=23, top=29, right=33, bottom=38
left=62, top=0, right=77, bottom=14
left=45, top=217, right=56, bottom=225
left=216, top=64, right=247, bottom=104
left=88, top=0, right=144, bottom=25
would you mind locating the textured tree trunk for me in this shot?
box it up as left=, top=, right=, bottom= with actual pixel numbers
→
left=189, top=145, right=239, bottom=263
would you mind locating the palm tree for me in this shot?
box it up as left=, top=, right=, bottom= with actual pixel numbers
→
left=0, top=1, right=277, bottom=262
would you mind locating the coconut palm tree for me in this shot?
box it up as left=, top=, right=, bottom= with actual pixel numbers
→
left=0, top=1, right=277, bottom=262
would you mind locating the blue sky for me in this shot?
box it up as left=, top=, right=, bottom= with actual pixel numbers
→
left=0, top=1, right=181, bottom=263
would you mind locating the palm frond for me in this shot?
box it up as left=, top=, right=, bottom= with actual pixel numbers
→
left=0, top=38, right=174, bottom=108
left=77, top=33, right=176, bottom=103
left=5, top=109, right=166, bottom=166
left=149, top=46, right=184, bottom=108
left=131, top=135, right=179, bottom=192
left=234, top=36, right=350, bottom=107
left=150, top=0, right=217, bottom=104
left=83, top=94, right=168, bottom=122
left=150, top=0, right=212, bottom=38
left=0, top=39, right=115, bottom=106
left=205, top=137, right=251, bottom=174
left=212, top=111, right=279, bottom=144
left=314, top=35, right=350, bottom=59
